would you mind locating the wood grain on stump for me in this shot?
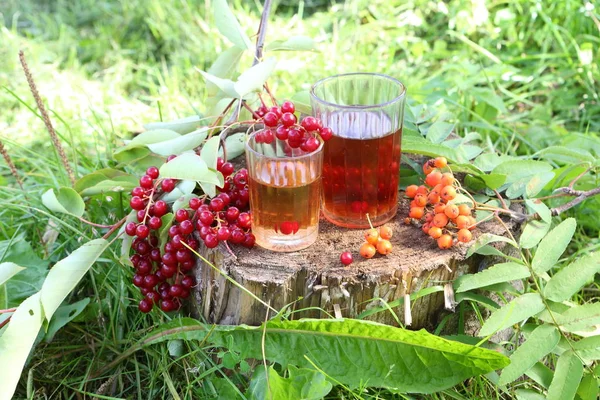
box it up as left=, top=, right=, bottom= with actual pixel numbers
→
left=191, top=195, right=517, bottom=329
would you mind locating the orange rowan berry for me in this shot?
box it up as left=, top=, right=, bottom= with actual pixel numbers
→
left=379, top=225, right=393, bottom=240
left=409, top=207, right=425, bottom=219
left=365, top=229, right=379, bottom=245
left=410, top=200, right=418, bottom=208
left=428, top=226, right=443, bottom=239
left=437, top=234, right=453, bottom=249
left=441, top=173, right=455, bottom=186
left=404, top=217, right=411, bottom=225
left=405, top=185, right=418, bottom=199
left=425, top=171, right=442, bottom=187
left=468, top=216, right=477, bottom=231
left=455, top=215, right=470, bottom=229
left=423, top=161, right=435, bottom=175
left=360, top=242, right=377, bottom=259
left=425, top=212, right=434, bottom=223
left=414, top=194, right=428, bottom=207
left=427, top=192, right=441, bottom=205
left=457, top=229, right=472, bottom=243
left=422, top=222, right=432, bottom=234
left=431, top=183, right=444, bottom=195
left=441, top=186, right=457, bottom=202
left=434, top=157, right=447, bottom=169
left=434, top=203, right=446, bottom=214
left=416, top=185, right=429, bottom=196
left=444, top=204, right=460, bottom=219
left=376, top=239, right=393, bottom=255
left=433, top=213, right=449, bottom=228
left=458, top=204, right=471, bottom=216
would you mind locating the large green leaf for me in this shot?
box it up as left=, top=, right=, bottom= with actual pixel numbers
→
left=466, top=233, right=518, bottom=258
left=248, top=366, right=332, bottom=400
left=498, top=324, right=560, bottom=386
left=479, top=293, right=545, bottom=337
left=555, top=302, right=600, bottom=333
left=515, top=389, right=547, bottom=400
left=41, top=187, right=85, bottom=217
left=159, top=153, right=209, bottom=181
left=207, top=46, right=245, bottom=96
left=547, top=351, right=583, bottom=400
left=573, top=336, right=600, bottom=362
left=44, top=298, right=90, bottom=342
left=222, top=132, right=246, bottom=161
left=577, top=373, right=599, bottom=400
left=532, top=218, right=577, bottom=274
left=266, top=36, right=318, bottom=51
left=544, top=252, right=600, bottom=302
left=213, top=0, right=252, bottom=50
left=143, top=115, right=202, bottom=134
left=234, top=58, right=277, bottom=98
left=0, top=262, right=24, bottom=286
left=402, top=136, right=461, bottom=162
left=455, top=262, right=529, bottom=293
left=520, top=219, right=551, bottom=249
left=426, top=121, right=454, bottom=143
left=40, top=239, right=109, bottom=320
left=146, top=129, right=209, bottom=156
left=492, top=160, right=553, bottom=181
left=216, top=319, right=509, bottom=393
left=536, top=146, right=595, bottom=165
left=201, top=136, right=221, bottom=170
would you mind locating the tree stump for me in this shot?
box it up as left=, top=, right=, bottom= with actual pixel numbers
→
left=190, top=196, right=517, bottom=329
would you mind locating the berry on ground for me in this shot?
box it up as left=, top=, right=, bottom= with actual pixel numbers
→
left=340, top=251, right=353, bottom=266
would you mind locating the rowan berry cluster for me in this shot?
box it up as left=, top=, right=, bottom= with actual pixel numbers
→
left=405, top=157, right=476, bottom=250
left=126, top=158, right=254, bottom=314
left=253, top=100, right=332, bottom=151
left=359, top=225, right=394, bottom=259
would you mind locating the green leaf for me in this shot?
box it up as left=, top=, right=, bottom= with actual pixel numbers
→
left=158, top=213, right=175, bottom=250
left=526, top=171, right=555, bottom=197
left=126, top=129, right=181, bottom=147
left=159, top=153, right=209, bottom=181
left=222, top=132, right=246, bottom=161
left=526, top=362, right=554, bottom=389
left=216, top=319, right=509, bottom=393
left=454, top=262, right=529, bottom=293
left=474, top=153, right=513, bottom=172
left=402, top=136, right=462, bottom=162
left=0, top=293, right=44, bottom=400
left=426, top=121, right=454, bottom=143
left=520, top=219, right=551, bottom=249
left=545, top=252, right=600, bottom=302
left=113, top=146, right=151, bottom=165
left=201, top=136, right=221, bottom=170
left=547, top=351, right=583, bottom=400
left=577, top=373, right=599, bottom=400
left=79, top=176, right=139, bottom=196
left=234, top=58, right=277, bottom=98
left=213, top=0, right=252, bottom=50
left=75, top=168, right=132, bottom=193
left=472, top=88, right=507, bottom=113
left=146, top=128, right=209, bottom=156
left=515, top=389, right=547, bottom=400
left=248, top=366, right=332, bottom=400
left=493, top=160, right=553, bottom=181
left=41, top=187, right=85, bottom=217
left=290, top=91, right=312, bottom=115
left=525, top=199, right=551, bottom=223
left=532, top=218, right=577, bottom=274
left=556, top=302, right=600, bottom=333
left=498, top=324, right=560, bottom=386
left=466, top=233, right=517, bottom=258
left=143, top=115, right=202, bottom=135
left=479, top=293, right=545, bottom=337
left=573, top=336, right=600, bottom=362
left=161, top=180, right=197, bottom=203
left=120, top=210, right=138, bottom=264
left=44, top=298, right=90, bottom=342
left=536, top=146, right=595, bottom=165
left=455, top=292, right=500, bottom=311
left=0, top=262, right=25, bottom=286
left=266, top=36, right=318, bottom=51
left=479, top=173, right=507, bottom=190
left=207, top=46, right=245, bottom=96
left=40, top=239, right=109, bottom=320
left=197, top=70, right=239, bottom=98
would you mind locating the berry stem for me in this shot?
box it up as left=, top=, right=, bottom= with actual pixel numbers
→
left=0, top=308, right=17, bottom=314
left=365, top=213, right=375, bottom=230
left=263, top=82, right=277, bottom=105
left=101, top=216, right=128, bottom=240
left=76, top=216, right=115, bottom=229
left=0, top=315, right=11, bottom=330
left=242, top=101, right=262, bottom=119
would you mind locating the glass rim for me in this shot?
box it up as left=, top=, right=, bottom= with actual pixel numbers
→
left=310, top=72, right=406, bottom=110
left=244, top=129, right=324, bottom=160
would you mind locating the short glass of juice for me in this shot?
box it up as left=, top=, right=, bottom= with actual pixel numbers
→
left=245, top=130, right=324, bottom=252
left=310, top=73, right=406, bottom=228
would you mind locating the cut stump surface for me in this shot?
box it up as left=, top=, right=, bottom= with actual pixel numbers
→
left=191, top=195, right=518, bottom=329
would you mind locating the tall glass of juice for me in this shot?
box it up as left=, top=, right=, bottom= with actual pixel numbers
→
left=245, top=130, right=324, bottom=252
left=310, top=73, right=406, bottom=228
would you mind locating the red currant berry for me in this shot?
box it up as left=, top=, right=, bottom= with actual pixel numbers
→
left=139, top=299, right=153, bottom=313
left=275, top=125, right=289, bottom=140
left=263, top=111, right=279, bottom=127
left=175, top=209, right=189, bottom=222
left=230, top=229, right=245, bottom=244
left=162, top=252, right=177, bottom=266
left=176, top=249, right=191, bottom=263
left=217, top=226, right=231, bottom=241
left=233, top=173, right=247, bottom=189
left=281, top=100, right=295, bottom=114
left=133, top=274, right=144, bottom=287
left=171, top=235, right=185, bottom=250
left=204, top=233, right=219, bottom=248
left=237, top=212, right=251, bottom=229
left=217, top=157, right=225, bottom=171
left=160, top=299, right=175, bottom=312
left=130, top=254, right=141, bottom=267
left=168, top=225, right=180, bottom=238
left=160, top=263, right=176, bottom=278
left=226, top=207, right=240, bottom=222
left=242, top=233, right=255, bottom=248
left=182, top=275, right=196, bottom=288
left=135, top=240, right=150, bottom=256
left=130, top=196, right=145, bottom=210
left=158, top=282, right=170, bottom=292
left=301, top=137, right=320, bottom=153
left=217, top=192, right=231, bottom=207
left=146, top=166, right=160, bottom=179
left=220, top=162, right=234, bottom=177
left=281, top=112, right=297, bottom=127
left=161, top=179, right=176, bottom=192
left=125, top=222, right=137, bottom=236
left=181, top=260, right=195, bottom=271
left=340, top=251, right=353, bottom=266
left=136, top=210, right=146, bottom=222
left=198, top=225, right=213, bottom=239
left=140, top=175, right=154, bottom=189
left=187, top=238, right=199, bottom=250
left=166, top=155, right=177, bottom=162
left=199, top=211, right=214, bottom=226
left=256, top=105, right=268, bottom=117
left=136, top=259, right=152, bottom=275
left=169, top=284, right=184, bottom=298
left=131, top=187, right=145, bottom=197
left=148, top=235, right=158, bottom=247
left=180, top=288, right=190, bottom=299
left=209, top=198, right=225, bottom=212
left=150, top=248, right=162, bottom=262
left=179, top=219, right=194, bottom=235
left=135, top=224, right=150, bottom=239
left=301, top=116, right=319, bottom=132
left=262, top=129, right=275, bottom=144
left=153, top=200, right=168, bottom=217
left=269, top=106, right=283, bottom=118
left=143, top=274, right=159, bottom=289
left=146, top=291, right=160, bottom=304
left=148, top=216, right=162, bottom=230
left=319, top=127, right=333, bottom=141
left=189, top=197, right=201, bottom=210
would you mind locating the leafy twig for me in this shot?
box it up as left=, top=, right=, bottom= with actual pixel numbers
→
left=549, top=186, right=600, bottom=216
left=19, top=50, right=75, bottom=186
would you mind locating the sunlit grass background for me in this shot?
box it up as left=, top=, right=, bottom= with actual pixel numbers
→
left=1, top=0, right=599, bottom=398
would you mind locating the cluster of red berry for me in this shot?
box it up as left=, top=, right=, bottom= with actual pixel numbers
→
left=253, top=100, right=332, bottom=151
left=125, top=158, right=254, bottom=313
left=405, top=157, right=476, bottom=250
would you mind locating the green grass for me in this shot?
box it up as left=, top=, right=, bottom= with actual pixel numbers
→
left=1, top=0, right=599, bottom=398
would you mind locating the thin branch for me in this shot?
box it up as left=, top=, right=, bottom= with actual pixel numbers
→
left=253, top=0, right=273, bottom=67
left=101, top=216, right=127, bottom=240
left=550, top=186, right=600, bottom=216
left=0, top=308, right=17, bottom=314
left=19, top=50, right=75, bottom=186
left=0, top=315, right=11, bottom=330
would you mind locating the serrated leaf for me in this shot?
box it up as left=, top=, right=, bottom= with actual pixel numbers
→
left=426, top=121, right=454, bottom=143
left=466, top=233, right=517, bottom=258
left=573, top=336, right=600, bottom=362
left=144, top=115, right=202, bottom=135
left=515, top=389, right=547, bottom=400
left=197, top=69, right=239, bottom=98
left=0, top=293, right=44, bottom=400
left=0, top=262, right=25, bottom=286
left=536, top=146, right=595, bottom=165
left=498, top=324, right=560, bottom=386
left=520, top=219, right=551, bottom=249
left=525, top=199, right=551, bottom=223
left=213, top=0, right=252, bottom=50
left=547, top=351, right=583, bottom=400
left=146, top=128, right=209, bottom=156
left=44, top=298, right=90, bottom=342
left=479, top=293, right=544, bottom=337
left=159, top=153, right=209, bottom=181
left=526, top=362, right=554, bottom=389
left=40, top=239, right=109, bottom=320
left=41, top=187, right=85, bottom=217
left=532, top=218, right=577, bottom=274
left=234, top=58, right=277, bottom=98
left=493, top=160, right=553, bottom=181
left=248, top=365, right=332, bottom=400
left=556, top=302, right=600, bottom=332
left=455, top=262, right=529, bottom=293
left=545, top=252, right=600, bottom=302
left=577, top=373, right=599, bottom=400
